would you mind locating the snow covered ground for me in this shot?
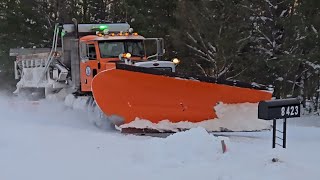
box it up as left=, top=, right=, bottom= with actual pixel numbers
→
left=0, top=95, right=319, bottom=180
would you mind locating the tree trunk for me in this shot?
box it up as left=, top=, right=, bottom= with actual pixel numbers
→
left=315, top=72, right=320, bottom=112
left=300, top=71, right=306, bottom=108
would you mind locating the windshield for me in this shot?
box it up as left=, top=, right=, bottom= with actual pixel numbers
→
left=99, top=40, right=145, bottom=58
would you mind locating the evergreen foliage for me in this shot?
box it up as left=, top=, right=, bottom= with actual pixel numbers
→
left=0, top=0, right=319, bottom=111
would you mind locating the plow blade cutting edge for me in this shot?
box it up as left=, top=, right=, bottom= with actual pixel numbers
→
left=91, top=64, right=273, bottom=133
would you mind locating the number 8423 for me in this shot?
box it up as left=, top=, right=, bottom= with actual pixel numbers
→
left=281, top=106, right=299, bottom=117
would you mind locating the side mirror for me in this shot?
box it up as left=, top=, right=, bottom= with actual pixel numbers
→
left=144, top=38, right=165, bottom=61
left=147, top=54, right=158, bottom=60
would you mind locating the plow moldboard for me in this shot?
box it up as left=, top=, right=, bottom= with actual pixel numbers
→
left=91, top=69, right=272, bottom=125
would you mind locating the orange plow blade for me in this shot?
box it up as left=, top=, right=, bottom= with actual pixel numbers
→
left=92, top=65, right=273, bottom=133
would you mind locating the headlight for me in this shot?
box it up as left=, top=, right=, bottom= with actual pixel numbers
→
left=172, top=58, right=180, bottom=64
left=125, top=53, right=132, bottom=59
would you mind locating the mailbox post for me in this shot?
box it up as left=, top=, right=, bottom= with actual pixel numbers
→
left=258, top=98, right=301, bottom=148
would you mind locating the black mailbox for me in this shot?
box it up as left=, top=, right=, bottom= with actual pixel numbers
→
left=258, top=98, right=301, bottom=120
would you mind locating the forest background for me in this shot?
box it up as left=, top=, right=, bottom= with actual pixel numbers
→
left=0, top=0, right=319, bottom=112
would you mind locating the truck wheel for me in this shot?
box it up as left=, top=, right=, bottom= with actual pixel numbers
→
left=87, top=97, right=117, bottom=131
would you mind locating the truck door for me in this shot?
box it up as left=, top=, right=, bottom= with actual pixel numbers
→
left=80, top=42, right=100, bottom=92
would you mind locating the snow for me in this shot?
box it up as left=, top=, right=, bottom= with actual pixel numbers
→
left=0, top=95, right=320, bottom=180
left=265, top=0, right=277, bottom=9
left=64, top=93, right=89, bottom=110
left=16, top=67, right=47, bottom=88
left=26, top=18, right=36, bottom=25
left=260, top=16, right=272, bottom=22
left=311, top=25, right=318, bottom=35
left=306, top=60, right=320, bottom=70
left=120, top=103, right=272, bottom=132
left=276, top=77, right=284, bottom=81
left=280, top=10, right=287, bottom=18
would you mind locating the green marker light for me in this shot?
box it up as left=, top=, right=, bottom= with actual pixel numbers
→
left=61, top=30, right=66, bottom=37
left=99, top=25, right=108, bottom=30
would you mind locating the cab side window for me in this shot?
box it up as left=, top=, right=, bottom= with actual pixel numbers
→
left=88, top=44, right=96, bottom=60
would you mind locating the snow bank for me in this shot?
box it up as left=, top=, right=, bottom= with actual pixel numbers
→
left=120, top=103, right=272, bottom=132
left=141, top=127, right=229, bottom=163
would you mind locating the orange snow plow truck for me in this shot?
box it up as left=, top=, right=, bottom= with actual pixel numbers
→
left=10, top=21, right=273, bottom=133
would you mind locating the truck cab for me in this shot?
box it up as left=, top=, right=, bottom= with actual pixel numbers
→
left=68, top=24, right=178, bottom=92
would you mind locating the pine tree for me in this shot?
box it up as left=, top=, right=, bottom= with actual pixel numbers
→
left=0, top=0, right=52, bottom=90
left=172, top=0, right=253, bottom=79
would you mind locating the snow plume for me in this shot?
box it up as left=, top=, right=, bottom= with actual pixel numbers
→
left=0, top=94, right=95, bottom=131
left=120, top=103, right=272, bottom=132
